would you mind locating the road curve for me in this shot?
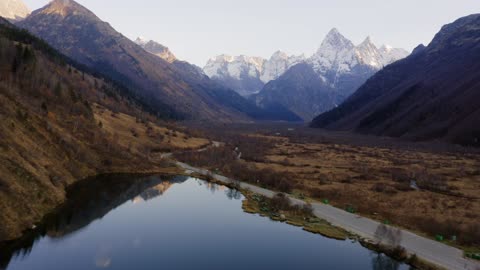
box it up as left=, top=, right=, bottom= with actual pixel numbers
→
left=177, top=161, right=480, bottom=270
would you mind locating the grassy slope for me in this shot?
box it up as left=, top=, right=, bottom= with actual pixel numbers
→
left=0, top=30, right=208, bottom=241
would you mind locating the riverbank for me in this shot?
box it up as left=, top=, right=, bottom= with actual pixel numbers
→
left=178, top=161, right=480, bottom=270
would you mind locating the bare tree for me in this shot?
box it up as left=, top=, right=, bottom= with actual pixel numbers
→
left=374, top=224, right=403, bottom=247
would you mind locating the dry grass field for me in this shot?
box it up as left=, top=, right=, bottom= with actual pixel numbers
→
left=93, top=105, right=210, bottom=156
left=258, top=138, right=480, bottom=246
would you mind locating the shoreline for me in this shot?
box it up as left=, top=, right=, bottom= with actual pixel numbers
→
left=179, top=161, right=479, bottom=270
left=2, top=162, right=478, bottom=270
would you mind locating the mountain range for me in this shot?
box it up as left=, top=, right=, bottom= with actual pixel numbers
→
left=204, top=29, right=409, bottom=121
left=311, top=14, right=480, bottom=147
left=17, top=0, right=291, bottom=122
left=203, top=52, right=305, bottom=96
left=0, top=0, right=30, bottom=22
left=6, top=0, right=479, bottom=142
left=253, top=29, right=410, bottom=121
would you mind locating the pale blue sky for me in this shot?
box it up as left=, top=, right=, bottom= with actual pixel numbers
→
left=24, top=0, right=480, bottom=66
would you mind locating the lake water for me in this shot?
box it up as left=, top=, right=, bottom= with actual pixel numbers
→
left=0, top=175, right=411, bottom=270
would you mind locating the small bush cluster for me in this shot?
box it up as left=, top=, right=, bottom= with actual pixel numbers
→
left=260, top=193, right=313, bottom=216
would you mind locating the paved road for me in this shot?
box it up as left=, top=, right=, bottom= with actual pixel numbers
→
left=177, top=161, right=480, bottom=270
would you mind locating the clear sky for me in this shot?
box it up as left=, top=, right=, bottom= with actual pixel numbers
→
left=24, top=0, right=480, bottom=66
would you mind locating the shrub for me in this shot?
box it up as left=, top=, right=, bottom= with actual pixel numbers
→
left=270, top=193, right=291, bottom=212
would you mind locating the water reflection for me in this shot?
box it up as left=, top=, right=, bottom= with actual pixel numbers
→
left=225, top=188, right=242, bottom=200
left=1, top=175, right=410, bottom=270
left=372, top=253, right=401, bottom=270
left=0, top=174, right=187, bottom=269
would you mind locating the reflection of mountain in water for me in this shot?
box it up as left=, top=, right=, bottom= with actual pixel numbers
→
left=0, top=174, right=188, bottom=269
left=136, top=181, right=175, bottom=202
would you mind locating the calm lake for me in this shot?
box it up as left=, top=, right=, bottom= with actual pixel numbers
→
left=0, top=175, right=411, bottom=270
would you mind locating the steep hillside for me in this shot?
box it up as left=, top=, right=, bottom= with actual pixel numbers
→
left=252, top=29, right=409, bottom=121
left=311, top=14, right=480, bottom=147
left=252, top=63, right=342, bottom=121
left=0, top=21, right=207, bottom=241
left=18, top=0, right=269, bottom=122
left=136, top=37, right=301, bottom=122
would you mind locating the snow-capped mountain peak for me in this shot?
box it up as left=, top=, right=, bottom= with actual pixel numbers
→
left=0, top=0, right=30, bottom=21
left=203, top=51, right=305, bottom=96
left=260, top=51, right=305, bottom=83
left=379, top=45, right=410, bottom=65
left=310, top=28, right=357, bottom=74
left=319, top=28, right=355, bottom=52
left=310, top=29, right=409, bottom=76
left=135, top=37, right=177, bottom=63
left=135, top=37, right=148, bottom=46
left=355, top=36, right=383, bottom=67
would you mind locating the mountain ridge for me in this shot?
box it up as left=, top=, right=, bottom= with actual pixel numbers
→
left=250, top=29, right=409, bottom=121
left=18, top=0, right=280, bottom=122
left=311, top=14, right=480, bottom=146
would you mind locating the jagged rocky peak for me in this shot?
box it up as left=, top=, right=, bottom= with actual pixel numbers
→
left=355, top=36, right=383, bottom=67
left=310, top=28, right=357, bottom=74
left=39, top=0, right=92, bottom=17
left=0, top=0, right=30, bottom=21
left=135, top=37, right=177, bottom=63
left=260, top=51, right=305, bottom=83
left=319, top=28, right=355, bottom=51
left=310, top=28, right=409, bottom=73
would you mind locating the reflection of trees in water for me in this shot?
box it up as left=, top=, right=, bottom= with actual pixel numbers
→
left=371, top=253, right=402, bottom=270
left=374, top=224, right=402, bottom=247
left=197, top=179, right=241, bottom=200
left=0, top=174, right=187, bottom=269
left=372, top=224, right=411, bottom=270
left=225, top=188, right=242, bottom=200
